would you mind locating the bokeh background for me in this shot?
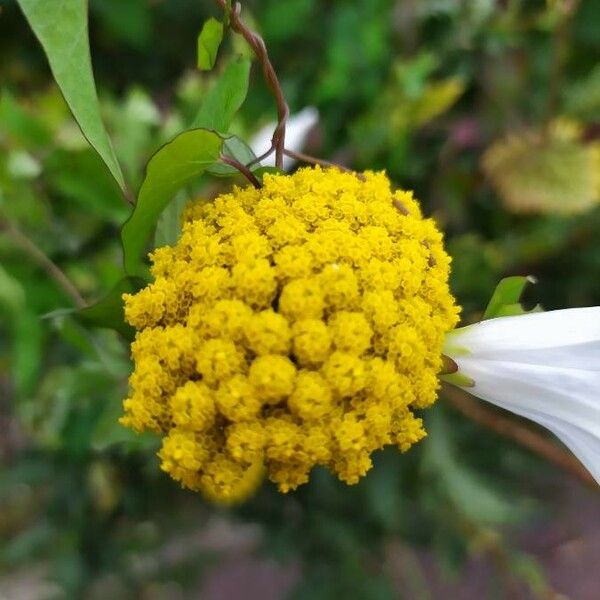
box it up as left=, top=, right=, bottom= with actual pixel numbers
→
left=1, top=0, right=600, bottom=598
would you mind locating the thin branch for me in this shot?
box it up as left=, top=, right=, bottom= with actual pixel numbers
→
left=1, top=219, right=86, bottom=309
left=282, top=148, right=352, bottom=172
left=217, top=0, right=289, bottom=169
left=442, top=384, right=596, bottom=488
left=247, top=146, right=278, bottom=169
left=220, top=155, right=262, bottom=188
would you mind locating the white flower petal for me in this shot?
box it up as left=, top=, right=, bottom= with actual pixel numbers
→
left=451, top=307, right=600, bottom=355
left=447, top=307, right=600, bottom=485
left=250, top=107, right=319, bottom=170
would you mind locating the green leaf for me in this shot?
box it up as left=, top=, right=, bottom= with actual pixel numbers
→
left=197, top=17, right=224, bottom=71
left=78, top=277, right=145, bottom=338
left=207, top=134, right=259, bottom=176
left=191, top=57, right=252, bottom=132
left=17, top=0, right=125, bottom=190
left=154, top=192, right=188, bottom=248
left=44, top=277, right=145, bottom=339
left=482, top=128, right=599, bottom=215
left=121, top=129, right=223, bottom=277
left=482, top=275, right=538, bottom=320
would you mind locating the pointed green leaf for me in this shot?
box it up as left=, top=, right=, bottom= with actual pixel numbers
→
left=483, top=275, right=538, bottom=320
left=192, top=57, right=252, bottom=132
left=121, top=129, right=223, bottom=277
left=78, top=277, right=145, bottom=338
left=43, top=276, right=145, bottom=339
left=197, top=17, right=224, bottom=71
left=17, top=0, right=125, bottom=190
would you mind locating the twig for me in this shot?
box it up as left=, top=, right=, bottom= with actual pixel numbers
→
left=220, top=155, right=262, bottom=188
left=282, top=148, right=352, bottom=172
left=1, top=219, right=86, bottom=309
left=442, top=384, right=596, bottom=488
left=217, top=0, right=289, bottom=169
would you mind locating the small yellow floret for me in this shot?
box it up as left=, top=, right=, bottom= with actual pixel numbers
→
left=249, top=355, right=297, bottom=403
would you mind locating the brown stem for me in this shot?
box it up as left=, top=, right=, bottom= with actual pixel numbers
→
left=217, top=0, right=289, bottom=169
left=283, top=149, right=363, bottom=178
left=220, top=155, right=262, bottom=188
left=442, top=384, right=596, bottom=488
left=2, top=219, right=86, bottom=309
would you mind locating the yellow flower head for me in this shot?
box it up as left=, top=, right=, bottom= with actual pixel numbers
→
left=122, top=167, right=459, bottom=502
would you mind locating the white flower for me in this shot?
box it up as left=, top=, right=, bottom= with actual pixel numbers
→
left=250, top=107, right=319, bottom=170
left=443, top=307, right=600, bottom=484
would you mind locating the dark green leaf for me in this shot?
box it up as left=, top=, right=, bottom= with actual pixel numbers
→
left=44, top=277, right=145, bottom=339
left=121, top=128, right=223, bottom=276
left=17, top=0, right=125, bottom=190
left=197, top=17, right=224, bottom=71
left=482, top=275, right=538, bottom=320
left=191, top=57, right=251, bottom=132
left=78, top=277, right=145, bottom=338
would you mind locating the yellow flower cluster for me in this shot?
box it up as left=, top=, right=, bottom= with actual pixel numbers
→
left=122, top=167, right=459, bottom=501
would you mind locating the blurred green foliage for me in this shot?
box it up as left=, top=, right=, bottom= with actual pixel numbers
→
left=1, top=0, right=599, bottom=597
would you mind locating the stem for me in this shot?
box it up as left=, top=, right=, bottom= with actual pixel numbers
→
left=220, top=155, right=262, bottom=188
left=443, top=385, right=596, bottom=488
left=2, top=219, right=86, bottom=308
left=216, top=0, right=289, bottom=169
left=282, top=148, right=352, bottom=172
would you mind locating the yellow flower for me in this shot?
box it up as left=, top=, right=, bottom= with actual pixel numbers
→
left=122, top=166, right=459, bottom=501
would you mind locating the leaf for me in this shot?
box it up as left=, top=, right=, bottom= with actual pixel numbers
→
left=207, top=134, right=259, bottom=176
left=483, top=276, right=538, bottom=320
left=413, top=77, right=465, bottom=125
left=197, top=17, right=224, bottom=71
left=78, top=277, right=145, bottom=338
left=44, top=277, right=145, bottom=339
left=482, top=126, right=600, bottom=214
left=154, top=192, right=188, bottom=248
left=92, top=397, right=158, bottom=452
left=121, top=129, right=223, bottom=277
left=17, top=0, right=125, bottom=190
left=191, top=58, right=252, bottom=132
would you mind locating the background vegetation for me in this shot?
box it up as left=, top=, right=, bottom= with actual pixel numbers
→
left=1, top=0, right=599, bottom=598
